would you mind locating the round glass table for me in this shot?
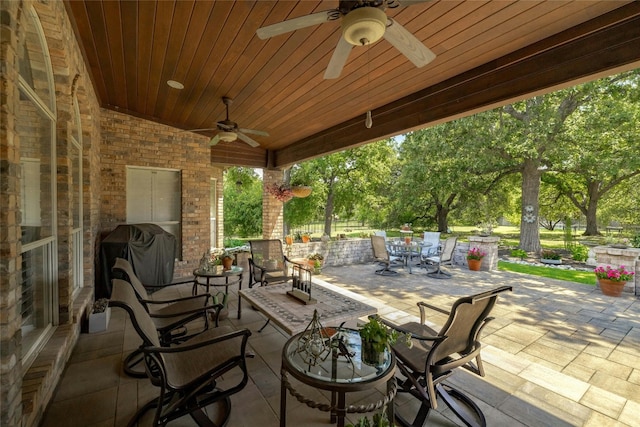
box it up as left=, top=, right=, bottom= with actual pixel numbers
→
left=280, top=328, right=396, bottom=427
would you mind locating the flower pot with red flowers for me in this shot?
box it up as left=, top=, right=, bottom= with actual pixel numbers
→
left=594, top=265, right=635, bottom=297
left=466, top=247, right=486, bottom=271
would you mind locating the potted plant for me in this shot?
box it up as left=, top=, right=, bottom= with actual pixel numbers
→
left=307, top=253, right=324, bottom=270
left=88, top=298, right=111, bottom=333
left=594, top=265, right=635, bottom=297
left=301, top=232, right=311, bottom=243
left=358, top=316, right=411, bottom=366
left=285, top=235, right=294, bottom=246
left=540, top=249, right=562, bottom=265
left=265, top=183, right=294, bottom=202
left=466, top=247, right=486, bottom=271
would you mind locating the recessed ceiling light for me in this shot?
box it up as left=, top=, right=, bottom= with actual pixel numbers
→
left=167, top=80, right=184, bottom=90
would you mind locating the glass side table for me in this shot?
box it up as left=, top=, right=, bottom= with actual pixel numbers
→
left=280, top=328, right=396, bottom=427
left=192, top=265, right=243, bottom=319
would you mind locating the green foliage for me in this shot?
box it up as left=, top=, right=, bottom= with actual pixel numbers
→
left=510, top=248, right=527, bottom=260
left=631, top=234, right=640, bottom=248
left=359, top=316, right=410, bottom=353
left=346, top=412, right=391, bottom=427
left=541, top=249, right=561, bottom=260
left=223, top=168, right=262, bottom=237
left=223, top=237, right=246, bottom=248
left=571, top=245, right=589, bottom=262
left=497, top=261, right=596, bottom=285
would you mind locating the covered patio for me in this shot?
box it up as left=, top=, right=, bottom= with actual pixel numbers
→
left=41, top=264, right=640, bottom=426
left=2, top=1, right=640, bottom=426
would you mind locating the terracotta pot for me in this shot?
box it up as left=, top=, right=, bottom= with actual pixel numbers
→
left=285, top=236, right=293, bottom=245
left=302, top=235, right=310, bottom=243
left=468, top=259, right=482, bottom=271
left=598, top=278, right=626, bottom=297
left=222, top=256, right=233, bottom=270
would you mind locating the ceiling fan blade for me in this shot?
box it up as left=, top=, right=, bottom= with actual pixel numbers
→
left=187, top=127, right=218, bottom=132
left=324, top=37, right=353, bottom=79
left=209, top=134, right=221, bottom=146
left=237, top=132, right=261, bottom=148
left=396, top=0, right=432, bottom=6
left=256, top=11, right=332, bottom=39
left=239, top=128, right=269, bottom=137
left=383, top=19, right=436, bottom=68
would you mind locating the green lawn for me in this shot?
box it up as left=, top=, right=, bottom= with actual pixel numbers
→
left=498, top=260, right=596, bottom=285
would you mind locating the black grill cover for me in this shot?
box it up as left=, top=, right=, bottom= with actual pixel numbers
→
left=98, top=224, right=176, bottom=298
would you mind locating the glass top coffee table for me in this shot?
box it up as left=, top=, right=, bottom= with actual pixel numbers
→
left=280, top=328, right=396, bottom=427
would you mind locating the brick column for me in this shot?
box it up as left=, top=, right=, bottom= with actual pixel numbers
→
left=262, top=169, right=285, bottom=240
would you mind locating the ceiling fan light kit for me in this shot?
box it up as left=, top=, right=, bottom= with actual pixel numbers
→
left=256, top=0, right=435, bottom=80
left=218, top=131, right=237, bottom=143
left=342, top=7, right=387, bottom=46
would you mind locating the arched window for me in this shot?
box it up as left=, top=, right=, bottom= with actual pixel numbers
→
left=71, top=96, right=83, bottom=294
left=17, top=6, right=58, bottom=369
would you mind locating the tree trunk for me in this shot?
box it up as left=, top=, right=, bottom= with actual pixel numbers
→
left=436, top=206, right=449, bottom=233
left=324, top=188, right=335, bottom=236
left=520, top=160, right=542, bottom=253
left=583, top=181, right=601, bottom=235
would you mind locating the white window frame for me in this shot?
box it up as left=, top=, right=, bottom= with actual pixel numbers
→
left=18, top=5, right=58, bottom=371
left=126, top=166, right=182, bottom=258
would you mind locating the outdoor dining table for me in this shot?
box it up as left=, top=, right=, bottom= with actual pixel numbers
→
left=387, top=241, right=432, bottom=274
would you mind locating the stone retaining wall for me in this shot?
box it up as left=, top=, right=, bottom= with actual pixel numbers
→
left=285, top=239, right=374, bottom=266
left=593, top=246, right=640, bottom=295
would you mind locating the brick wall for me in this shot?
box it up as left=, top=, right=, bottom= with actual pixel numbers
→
left=99, top=109, right=221, bottom=279
left=262, top=169, right=285, bottom=239
left=2, top=1, right=105, bottom=426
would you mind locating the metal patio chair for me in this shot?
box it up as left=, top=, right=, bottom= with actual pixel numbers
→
left=109, top=279, right=251, bottom=426
left=383, top=286, right=512, bottom=427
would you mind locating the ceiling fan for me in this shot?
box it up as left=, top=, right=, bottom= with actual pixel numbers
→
left=190, top=97, right=269, bottom=147
left=256, top=0, right=436, bottom=79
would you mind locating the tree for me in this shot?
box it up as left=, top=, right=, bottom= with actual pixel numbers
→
left=396, top=114, right=508, bottom=233
left=223, top=168, right=262, bottom=237
left=289, top=141, right=397, bottom=236
left=543, top=70, right=640, bottom=235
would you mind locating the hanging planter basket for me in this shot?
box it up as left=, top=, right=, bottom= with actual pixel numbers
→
left=291, top=186, right=312, bottom=198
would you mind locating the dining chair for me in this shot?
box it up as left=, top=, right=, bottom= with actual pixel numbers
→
left=424, top=236, right=457, bottom=279
left=371, top=235, right=401, bottom=275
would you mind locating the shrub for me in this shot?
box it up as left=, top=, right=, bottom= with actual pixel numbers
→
left=541, top=249, right=561, bottom=260
left=571, top=245, right=589, bottom=262
left=510, top=248, right=527, bottom=260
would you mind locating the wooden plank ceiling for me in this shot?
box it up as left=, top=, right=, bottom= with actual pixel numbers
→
left=65, top=0, right=640, bottom=169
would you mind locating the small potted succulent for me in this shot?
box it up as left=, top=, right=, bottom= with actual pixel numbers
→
left=88, top=298, right=110, bottom=333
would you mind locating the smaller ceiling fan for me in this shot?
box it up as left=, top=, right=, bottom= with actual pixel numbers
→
left=190, top=97, right=269, bottom=147
left=256, top=0, right=436, bottom=79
